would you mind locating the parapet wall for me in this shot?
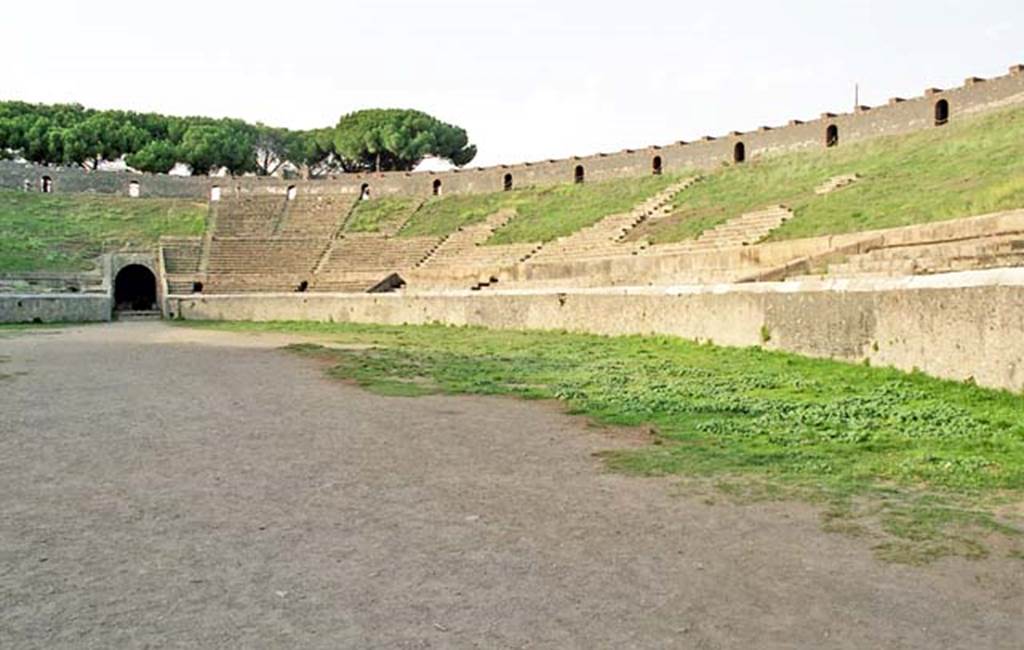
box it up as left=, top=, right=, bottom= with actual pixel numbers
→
left=0, top=294, right=112, bottom=323
left=3, top=65, right=1024, bottom=201
left=168, top=269, right=1024, bottom=392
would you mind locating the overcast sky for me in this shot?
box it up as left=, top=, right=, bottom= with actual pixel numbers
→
left=3, top=0, right=1022, bottom=167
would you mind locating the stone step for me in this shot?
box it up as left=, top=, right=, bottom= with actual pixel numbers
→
left=828, top=259, right=916, bottom=274
left=116, top=310, right=162, bottom=321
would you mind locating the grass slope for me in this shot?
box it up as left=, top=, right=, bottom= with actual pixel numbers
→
left=345, top=196, right=423, bottom=233
left=185, top=320, right=1024, bottom=564
left=0, top=191, right=207, bottom=272
left=633, top=105, right=1024, bottom=244
left=397, top=173, right=681, bottom=243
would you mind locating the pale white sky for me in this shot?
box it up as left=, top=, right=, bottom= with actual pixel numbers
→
left=2, top=0, right=1022, bottom=167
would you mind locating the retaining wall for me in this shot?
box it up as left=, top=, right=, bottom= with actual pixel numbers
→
left=167, top=269, right=1024, bottom=392
left=0, top=294, right=112, bottom=323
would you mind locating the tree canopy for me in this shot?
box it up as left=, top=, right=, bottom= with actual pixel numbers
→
left=333, top=109, right=477, bottom=172
left=0, top=101, right=477, bottom=178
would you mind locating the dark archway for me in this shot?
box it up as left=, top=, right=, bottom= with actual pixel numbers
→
left=432, top=179, right=442, bottom=196
left=192, top=281, right=204, bottom=293
left=733, top=142, right=746, bottom=163
left=826, top=124, right=839, bottom=148
left=935, top=99, right=950, bottom=126
left=503, top=173, right=513, bottom=192
left=574, top=165, right=585, bottom=184
left=652, top=155, right=663, bottom=175
left=114, top=265, right=157, bottom=311
left=41, top=176, right=53, bottom=193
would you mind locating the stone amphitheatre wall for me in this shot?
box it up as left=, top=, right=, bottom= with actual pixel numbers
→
left=3, top=65, right=1023, bottom=201
left=0, top=294, right=112, bottom=323
left=168, top=269, right=1024, bottom=392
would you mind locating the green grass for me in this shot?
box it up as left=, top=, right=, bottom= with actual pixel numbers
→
left=184, top=320, right=1024, bottom=564
left=0, top=190, right=207, bottom=272
left=398, top=173, right=683, bottom=243
left=400, top=192, right=516, bottom=238
left=634, top=105, right=1024, bottom=244
left=345, top=196, right=423, bottom=233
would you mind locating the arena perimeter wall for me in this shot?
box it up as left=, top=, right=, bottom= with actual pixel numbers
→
left=167, top=269, right=1024, bottom=392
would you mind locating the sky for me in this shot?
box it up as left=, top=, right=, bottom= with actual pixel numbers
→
left=2, top=0, right=1023, bottom=168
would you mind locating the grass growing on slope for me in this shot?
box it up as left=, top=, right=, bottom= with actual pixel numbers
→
left=399, top=192, right=514, bottom=238
left=345, top=196, right=423, bottom=233
left=633, top=105, right=1024, bottom=244
left=185, top=320, right=1024, bottom=564
left=399, top=173, right=682, bottom=242
left=0, top=190, right=207, bottom=272
left=490, top=173, right=682, bottom=244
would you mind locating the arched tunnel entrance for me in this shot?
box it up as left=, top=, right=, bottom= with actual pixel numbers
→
left=114, top=265, right=158, bottom=312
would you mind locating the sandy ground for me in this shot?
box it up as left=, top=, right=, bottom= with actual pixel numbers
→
left=1, top=322, right=1021, bottom=649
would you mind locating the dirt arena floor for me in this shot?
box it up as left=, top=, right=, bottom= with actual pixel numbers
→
left=1, top=322, right=1021, bottom=649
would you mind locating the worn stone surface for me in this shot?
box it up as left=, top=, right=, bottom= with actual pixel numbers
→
left=1, top=322, right=1022, bottom=649
left=0, top=294, right=111, bottom=323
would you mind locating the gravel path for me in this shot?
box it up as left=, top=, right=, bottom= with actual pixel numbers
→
left=1, top=322, right=1021, bottom=649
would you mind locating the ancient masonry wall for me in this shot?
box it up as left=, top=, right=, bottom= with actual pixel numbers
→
left=3, top=65, right=1023, bottom=201
left=0, top=294, right=112, bottom=323
left=168, top=269, right=1024, bottom=392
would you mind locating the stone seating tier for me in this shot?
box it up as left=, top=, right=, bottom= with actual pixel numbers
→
left=276, top=195, right=354, bottom=237
left=526, top=178, right=697, bottom=264
left=206, top=238, right=323, bottom=275
left=162, top=240, right=203, bottom=274
left=812, top=235, right=1024, bottom=278
left=203, top=274, right=311, bottom=294
left=213, top=196, right=287, bottom=237
left=318, top=235, right=442, bottom=273
left=641, top=206, right=794, bottom=256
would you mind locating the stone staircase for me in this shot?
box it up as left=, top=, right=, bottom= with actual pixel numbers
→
left=642, top=205, right=794, bottom=256
left=525, top=177, right=698, bottom=264
left=115, top=310, right=162, bottom=322
left=418, top=210, right=540, bottom=269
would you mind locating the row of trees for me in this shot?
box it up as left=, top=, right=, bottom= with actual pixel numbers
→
left=0, top=103, right=477, bottom=177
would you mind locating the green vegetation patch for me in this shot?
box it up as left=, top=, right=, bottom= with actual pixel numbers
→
left=0, top=190, right=207, bottom=272
left=400, top=192, right=515, bottom=238
left=186, top=320, right=1024, bottom=564
left=399, top=173, right=683, bottom=242
left=634, top=105, right=1024, bottom=244
left=345, top=196, right=423, bottom=233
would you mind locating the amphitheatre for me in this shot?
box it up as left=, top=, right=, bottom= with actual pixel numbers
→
left=3, top=62, right=1024, bottom=647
